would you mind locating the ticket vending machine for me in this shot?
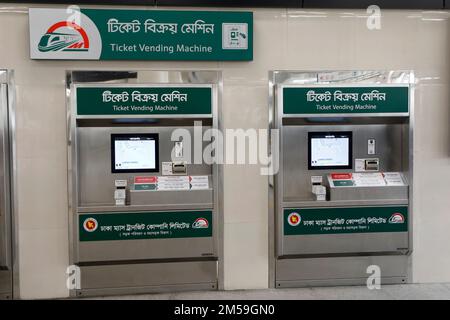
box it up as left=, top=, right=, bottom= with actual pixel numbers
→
left=269, top=70, right=413, bottom=287
left=67, top=70, right=222, bottom=297
left=0, top=70, right=14, bottom=299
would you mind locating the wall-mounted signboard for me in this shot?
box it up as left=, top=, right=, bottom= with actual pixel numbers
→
left=29, top=8, right=253, bottom=61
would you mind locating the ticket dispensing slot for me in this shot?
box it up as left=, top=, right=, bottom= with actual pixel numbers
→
left=271, top=70, right=413, bottom=288
left=172, top=162, right=187, bottom=174
left=364, top=159, right=379, bottom=171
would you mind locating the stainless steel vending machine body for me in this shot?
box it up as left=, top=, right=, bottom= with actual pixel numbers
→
left=269, top=70, right=414, bottom=287
left=0, top=70, right=16, bottom=299
left=67, top=70, right=222, bottom=297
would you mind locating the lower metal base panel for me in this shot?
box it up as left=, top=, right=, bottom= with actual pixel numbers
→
left=0, top=270, right=12, bottom=299
left=276, top=255, right=408, bottom=288
left=74, top=260, right=217, bottom=297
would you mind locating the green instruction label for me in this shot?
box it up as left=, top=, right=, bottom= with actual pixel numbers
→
left=283, top=86, right=409, bottom=115
left=79, top=210, right=212, bottom=241
left=76, top=87, right=212, bottom=115
left=284, top=206, right=408, bottom=235
left=332, top=180, right=354, bottom=187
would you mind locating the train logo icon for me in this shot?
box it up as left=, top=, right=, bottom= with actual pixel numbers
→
left=192, top=217, right=209, bottom=229
left=30, top=8, right=102, bottom=59
left=38, top=21, right=89, bottom=52
left=389, top=213, right=405, bottom=224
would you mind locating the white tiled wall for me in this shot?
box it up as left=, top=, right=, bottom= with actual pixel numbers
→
left=0, top=5, right=449, bottom=298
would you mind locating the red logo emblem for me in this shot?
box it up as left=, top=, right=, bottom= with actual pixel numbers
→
left=38, top=21, right=89, bottom=52
left=83, top=218, right=98, bottom=232
left=287, top=212, right=301, bottom=227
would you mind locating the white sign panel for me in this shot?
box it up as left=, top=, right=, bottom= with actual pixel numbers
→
left=29, top=8, right=102, bottom=60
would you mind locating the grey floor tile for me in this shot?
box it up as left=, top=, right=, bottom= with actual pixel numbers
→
left=382, top=284, right=450, bottom=300
left=311, top=285, right=395, bottom=300
left=83, top=283, right=450, bottom=300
